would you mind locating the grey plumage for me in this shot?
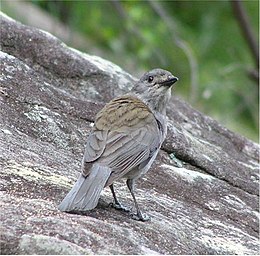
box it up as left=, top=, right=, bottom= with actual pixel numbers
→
left=58, top=68, right=178, bottom=221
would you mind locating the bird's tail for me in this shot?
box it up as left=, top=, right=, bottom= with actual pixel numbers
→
left=58, top=163, right=111, bottom=212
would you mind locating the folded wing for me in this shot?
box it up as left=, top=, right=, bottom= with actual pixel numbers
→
left=82, top=96, right=162, bottom=183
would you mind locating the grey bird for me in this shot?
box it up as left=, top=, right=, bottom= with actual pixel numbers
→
left=58, top=68, right=178, bottom=221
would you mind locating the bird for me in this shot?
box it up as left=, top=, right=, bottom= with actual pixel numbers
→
left=58, top=68, right=178, bottom=221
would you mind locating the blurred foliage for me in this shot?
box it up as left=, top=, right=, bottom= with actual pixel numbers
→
left=13, top=1, right=260, bottom=141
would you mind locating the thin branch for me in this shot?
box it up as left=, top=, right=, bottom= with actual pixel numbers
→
left=148, top=0, right=199, bottom=104
left=110, top=0, right=166, bottom=66
left=231, top=0, right=259, bottom=68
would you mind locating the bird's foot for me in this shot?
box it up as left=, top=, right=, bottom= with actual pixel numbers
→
left=131, top=212, right=151, bottom=222
left=109, top=202, right=130, bottom=212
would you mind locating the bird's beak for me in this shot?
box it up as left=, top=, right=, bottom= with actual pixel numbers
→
left=160, top=76, right=178, bottom=87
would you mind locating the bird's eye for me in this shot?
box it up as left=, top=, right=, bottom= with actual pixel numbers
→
left=148, top=76, right=154, bottom=83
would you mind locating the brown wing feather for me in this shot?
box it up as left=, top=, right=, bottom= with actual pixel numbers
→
left=95, top=96, right=154, bottom=130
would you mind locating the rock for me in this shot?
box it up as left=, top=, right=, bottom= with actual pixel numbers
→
left=0, top=12, right=259, bottom=255
left=19, top=234, right=92, bottom=255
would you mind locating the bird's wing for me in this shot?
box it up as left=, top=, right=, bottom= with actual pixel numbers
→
left=82, top=95, right=162, bottom=179
left=102, top=125, right=160, bottom=186
left=83, top=129, right=108, bottom=162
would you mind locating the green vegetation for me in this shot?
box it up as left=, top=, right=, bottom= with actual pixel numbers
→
left=6, top=1, right=260, bottom=141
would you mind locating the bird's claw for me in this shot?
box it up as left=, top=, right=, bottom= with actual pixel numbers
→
left=131, top=212, right=151, bottom=222
left=109, top=202, right=130, bottom=212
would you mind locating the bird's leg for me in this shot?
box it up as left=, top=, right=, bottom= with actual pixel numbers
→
left=109, top=184, right=129, bottom=212
left=126, top=179, right=150, bottom=221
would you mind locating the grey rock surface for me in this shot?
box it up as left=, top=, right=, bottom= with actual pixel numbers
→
left=0, top=13, right=259, bottom=255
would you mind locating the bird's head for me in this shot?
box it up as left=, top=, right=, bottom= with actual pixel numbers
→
left=132, top=68, right=178, bottom=113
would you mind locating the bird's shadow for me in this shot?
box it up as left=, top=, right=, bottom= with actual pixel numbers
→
left=65, top=198, right=133, bottom=222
